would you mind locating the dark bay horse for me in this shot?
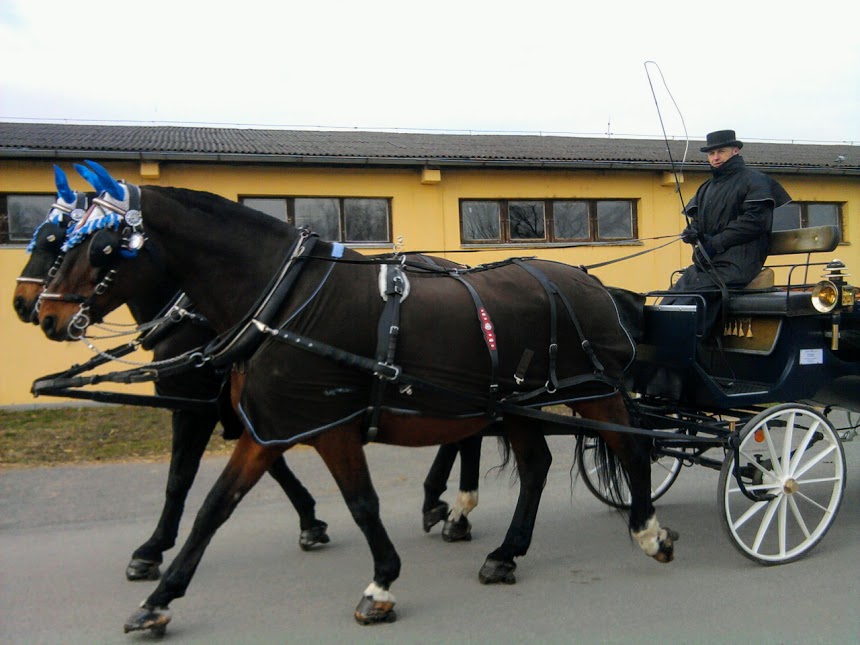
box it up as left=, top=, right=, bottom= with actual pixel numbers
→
left=14, top=165, right=479, bottom=563
left=13, top=166, right=331, bottom=581
left=38, top=173, right=677, bottom=633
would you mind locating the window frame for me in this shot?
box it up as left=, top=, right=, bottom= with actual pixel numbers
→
left=239, top=195, right=393, bottom=245
left=0, top=193, right=58, bottom=245
left=772, top=201, right=845, bottom=241
left=459, top=198, right=639, bottom=245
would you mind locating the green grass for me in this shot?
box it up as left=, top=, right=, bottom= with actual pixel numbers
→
left=0, top=406, right=232, bottom=467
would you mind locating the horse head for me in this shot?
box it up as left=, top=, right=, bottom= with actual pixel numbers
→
left=12, top=165, right=91, bottom=324
left=38, top=163, right=161, bottom=341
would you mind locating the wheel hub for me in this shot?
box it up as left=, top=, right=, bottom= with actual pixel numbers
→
left=782, top=478, right=799, bottom=495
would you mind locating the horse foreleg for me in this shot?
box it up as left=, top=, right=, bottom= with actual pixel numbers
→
left=267, top=457, right=330, bottom=550
left=126, top=407, right=219, bottom=581
left=578, top=396, right=679, bottom=564
left=480, top=422, right=551, bottom=585
left=312, top=427, right=400, bottom=625
left=124, top=432, right=280, bottom=635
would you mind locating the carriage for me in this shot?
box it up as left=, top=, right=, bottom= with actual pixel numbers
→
left=578, top=223, right=858, bottom=564
left=25, top=162, right=859, bottom=633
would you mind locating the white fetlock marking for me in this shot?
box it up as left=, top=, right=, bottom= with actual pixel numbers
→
left=632, top=516, right=668, bottom=557
left=363, top=581, right=395, bottom=604
left=448, top=490, right=478, bottom=521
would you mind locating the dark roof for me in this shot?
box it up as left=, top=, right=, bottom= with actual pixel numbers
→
left=1, top=122, right=858, bottom=175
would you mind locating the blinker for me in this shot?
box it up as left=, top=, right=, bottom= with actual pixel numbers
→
left=89, top=228, right=122, bottom=268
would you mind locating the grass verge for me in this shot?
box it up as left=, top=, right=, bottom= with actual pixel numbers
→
left=0, top=406, right=232, bottom=467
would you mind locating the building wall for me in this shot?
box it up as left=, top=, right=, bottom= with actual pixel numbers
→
left=1, top=159, right=856, bottom=406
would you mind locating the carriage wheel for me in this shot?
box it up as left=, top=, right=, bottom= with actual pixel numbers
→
left=576, top=436, right=682, bottom=510
left=718, top=404, right=846, bottom=565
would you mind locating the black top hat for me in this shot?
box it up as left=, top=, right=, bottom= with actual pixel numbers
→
left=700, top=130, right=744, bottom=153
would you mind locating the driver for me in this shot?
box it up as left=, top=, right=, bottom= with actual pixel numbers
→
left=663, top=130, right=792, bottom=334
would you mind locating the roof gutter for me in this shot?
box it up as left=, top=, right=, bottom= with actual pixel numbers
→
left=1, top=148, right=858, bottom=176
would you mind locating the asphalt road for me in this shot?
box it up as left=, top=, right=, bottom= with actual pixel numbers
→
left=2, top=430, right=858, bottom=645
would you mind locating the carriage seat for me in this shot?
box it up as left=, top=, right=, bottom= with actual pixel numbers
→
left=727, top=225, right=842, bottom=317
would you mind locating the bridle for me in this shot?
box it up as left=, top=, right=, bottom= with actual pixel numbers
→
left=17, top=193, right=88, bottom=289
left=39, top=183, right=146, bottom=339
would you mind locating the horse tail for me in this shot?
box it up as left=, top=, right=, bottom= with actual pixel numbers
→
left=573, top=434, right=631, bottom=512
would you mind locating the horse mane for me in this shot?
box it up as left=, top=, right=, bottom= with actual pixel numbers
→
left=147, top=186, right=290, bottom=233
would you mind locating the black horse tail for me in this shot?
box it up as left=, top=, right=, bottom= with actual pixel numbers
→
left=573, top=434, right=631, bottom=513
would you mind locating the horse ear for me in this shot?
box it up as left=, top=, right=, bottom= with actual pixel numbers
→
left=83, top=159, right=125, bottom=201
left=53, top=165, right=76, bottom=203
left=74, top=163, right=104, bottom=192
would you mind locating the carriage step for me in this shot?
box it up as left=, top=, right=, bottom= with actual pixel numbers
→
left=712, top=377, right=772, bottom=396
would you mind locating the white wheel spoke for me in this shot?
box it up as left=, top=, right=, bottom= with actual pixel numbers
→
left=777, top=495, right=788, bottom=556
left=727, top=482, right=780, bottom=493
left=788, top=495, right=812, bottom=539
left=794, top=489, right=834, bottom=513
left=761, top=422, right=784, bottom=478
left=738, top=449, right=779, bottom=481
left=796, top=475, right=841, bottom=486
left=780, top=412, right=795, bottom=473
left=787, top=420, right=820, bottom=475
left=654, top=460, right=674, bottom=475
left=793, top=444, right=837, bottom=479
left=731, top=498, right=768, bottom=530
left=752, top=497, right=781, bottom=552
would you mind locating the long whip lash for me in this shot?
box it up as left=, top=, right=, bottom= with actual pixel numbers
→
left=644, top=60, right=690, bottom=223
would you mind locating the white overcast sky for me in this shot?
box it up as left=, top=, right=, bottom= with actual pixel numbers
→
left=1, top=0, right=858, bottom=146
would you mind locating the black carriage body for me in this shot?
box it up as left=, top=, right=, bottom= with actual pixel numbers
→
left=628, top=228, right=860, bottom=413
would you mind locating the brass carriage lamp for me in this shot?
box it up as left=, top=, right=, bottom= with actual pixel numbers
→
left=811, top=260, right=855, bottom=350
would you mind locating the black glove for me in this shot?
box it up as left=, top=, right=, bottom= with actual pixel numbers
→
left=681, top=224, right=699, bottom=244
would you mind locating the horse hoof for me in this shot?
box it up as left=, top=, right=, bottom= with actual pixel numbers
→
left=123, top=605, right=171, bottom=634
left=654, top=527, right=679, bottom=564
left=422, top=502, right=449, bottom=533
left=354, top=595, right=397, bottom=624
left=478, top=558, right=517, bottom=585
left=125, top=558, right=161, bottom=581
left=441, top=516, right=472, bottom=542
left=299, top=521, right=331, bottom=551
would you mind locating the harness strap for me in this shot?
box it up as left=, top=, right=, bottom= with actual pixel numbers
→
left=513, top=260, right=605, bottom=381
left=250, top=319, right=719, bottom=444
left=205, top=232, right=317, bottom=368
left=448, top=272, right=500, bottom=416
left=365, top=265, right=407, bottom=442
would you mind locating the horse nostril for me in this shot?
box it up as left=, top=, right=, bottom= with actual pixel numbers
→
left=13, top=295, right=26, bottom=318
left=41, top=315, right=57, bottom=338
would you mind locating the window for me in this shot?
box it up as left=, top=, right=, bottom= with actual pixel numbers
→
left=460, top=199, right=637, bottom=244
left=773, top=202, right=844, bottom=240
left=1, top=194, right=56, bottom=244
left=241, top=196, right=391, bottom=244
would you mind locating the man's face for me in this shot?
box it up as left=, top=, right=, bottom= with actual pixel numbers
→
left=707, top=146, right=740, bottom=168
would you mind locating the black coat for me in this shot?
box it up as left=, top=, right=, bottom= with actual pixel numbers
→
left=676, top=155, right=791, bottom=290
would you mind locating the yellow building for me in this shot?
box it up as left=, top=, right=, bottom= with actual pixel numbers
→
left=1, top=123, right=857, bottom=406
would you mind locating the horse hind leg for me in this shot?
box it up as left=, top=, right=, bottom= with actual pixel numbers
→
left=421, top=443, right=457, bottom=532
left=266, top=456, right=330, bottom=550
left=479, top=419, right=551, bottom=585
left=124, top=433, right=282, bottom=635
left=442, top=434, right=482, bottom=542
left=575, top=395, right=679, bottom=564
left=311, top=426, right=400, bottom=624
